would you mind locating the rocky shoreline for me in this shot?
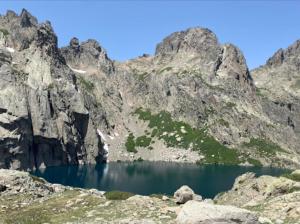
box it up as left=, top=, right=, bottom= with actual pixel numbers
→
left=0, top=168, right=299, bottom=223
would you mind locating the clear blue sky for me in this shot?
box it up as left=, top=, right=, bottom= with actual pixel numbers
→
left=0, top=1, right=299, bottom=69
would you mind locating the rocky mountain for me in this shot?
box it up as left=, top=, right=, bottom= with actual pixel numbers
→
left=0, top=9, right=106, bottom=170
left=0, top=9, right=300, bottom=170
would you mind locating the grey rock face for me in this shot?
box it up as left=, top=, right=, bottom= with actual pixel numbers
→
left=215, top=171, right=300, bottom=223
left=0, top=10, right=105, bottom=170
left=251, top=39, right=300, bottom=157
left=174, top=185, right=202, bottom=204
left=61, top=38, right=114, bottom=74
left=155, top=27, right=221, bottom=62
left=61, top=26, right=300, bottom=168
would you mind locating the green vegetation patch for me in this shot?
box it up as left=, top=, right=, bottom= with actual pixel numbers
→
left=135, top=135, right=152, bottom=147
left=135, top=72, right=148, bottom=81
left=247, top=158, right=262, bottom=167
left=0, top=28, right=9, bottom=36
left=149, top=194, right=167, bottom=199
left=0, top=190, right=103, bottom=224
left=282, top=172, right=300, bottom=182
left=159, top=66, right=172, bottom=74
left=125, top=133, right=152, bottom=153
left=218, top=119, right=229, bottom=128
left=134, top=108, right=242, bottom=165
left=104, top=191, right=135, bottom=200
left=77, top=76, right=94, bottom=92
left=125, top=133, right=137, bottom=153
left=225, top=102, right=236, bottom=108
left=243, top=138, right=287, bottom=157
left=29, top=174, right=46, bottom=184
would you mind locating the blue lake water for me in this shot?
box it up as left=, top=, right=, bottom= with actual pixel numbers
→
left=31, top=161, right=289, bottom=198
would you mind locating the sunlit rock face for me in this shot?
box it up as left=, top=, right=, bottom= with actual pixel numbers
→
left=0, top=9, right=105, bottom=170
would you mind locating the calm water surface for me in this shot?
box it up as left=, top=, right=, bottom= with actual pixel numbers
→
left=31, top=161, right=288, bottom=198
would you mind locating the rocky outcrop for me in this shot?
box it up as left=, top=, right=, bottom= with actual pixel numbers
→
left=2, top=169, right=293, bottom=224
left=174, top=185, right=202, bottom=204
left=0, top=169, right=299, bottom=223
left=0, top=9, right=105, bottom=170
left=215, top=171, right=300, bottom=223
left=61, top=37, right=114, bottom=74
left=176, top=200, right=259, bottom=224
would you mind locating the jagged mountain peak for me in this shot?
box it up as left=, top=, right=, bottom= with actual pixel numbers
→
left=266, top=39, right=300, bottom=68
left=61, top=37, right=113, bottom=74
left=0, top=9, right=38, bottom=27
left=155, top=27, right=219, bottom=56
left=251, top=39, right=300, bottom=101
left=20, top=8, right=38, bottom=27
left=0, top=9, right=59, bottom=54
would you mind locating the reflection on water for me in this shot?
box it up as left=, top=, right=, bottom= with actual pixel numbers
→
left=32, top=161, right=288, bottom=198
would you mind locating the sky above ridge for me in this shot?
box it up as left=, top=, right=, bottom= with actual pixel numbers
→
left=0, top=0, right=299, bottom=69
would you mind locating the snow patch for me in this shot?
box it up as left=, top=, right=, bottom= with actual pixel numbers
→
left=6, top=47, right=15, bottom=53
left=97, top=129, right=106, bottom=141
left=68, top=65, right=87, bottom=74
left=108, top=135, right=114, bottom=140
left=104, top=144, right=109, bottom=152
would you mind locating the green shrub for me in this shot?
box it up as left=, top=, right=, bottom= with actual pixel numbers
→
left=243, top=138, right=286, bottom=157
left=77, top=76, right=94, bottom=92
left=0, top=28, right=9, bottom=36
left=136, top=136, right=152, bottom=147
left=104, top=191, right=134, bottom=200
left=225, top=102, right=236, bottom=108
left=282, top=172, right=300, bottom=182
left=125, top=133, right=137, bottom=153
left=247, top=158, right=262, bottom=167
left=159, top=67, right=172, bottom=74
left=134, top=157, right=144, bottom=162
left=218, top=119, right=229, bottom=128
left=30, top=175, right=46, bottom=184
left=149, top=194, right=166, bottom=199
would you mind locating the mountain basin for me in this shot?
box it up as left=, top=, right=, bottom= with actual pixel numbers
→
left=31, top=161, right=289, bottom=198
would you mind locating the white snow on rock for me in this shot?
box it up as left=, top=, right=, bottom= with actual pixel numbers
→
left=68, top=65, right=87, bottom=74
left=97, top=129, right=106, bottom=141
left=6, top=47, right=15, bottom=53
left=104, top=144, right=109, bottom=153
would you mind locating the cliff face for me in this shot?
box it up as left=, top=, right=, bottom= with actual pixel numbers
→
left=0, top=10, right=105, bottom=170
left=0, top=9, right=300, bottom=169
left=251, top=40, right=300, bottom=159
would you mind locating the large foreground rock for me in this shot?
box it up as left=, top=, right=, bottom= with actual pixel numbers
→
left=174, top=185, right=202, bottom=204
left=176, top=200, right=259, bottom=224
left=215, top=171, right=300, bottom=223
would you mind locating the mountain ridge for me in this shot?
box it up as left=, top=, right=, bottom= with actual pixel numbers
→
left=0, top=9, right=299, bottom=170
